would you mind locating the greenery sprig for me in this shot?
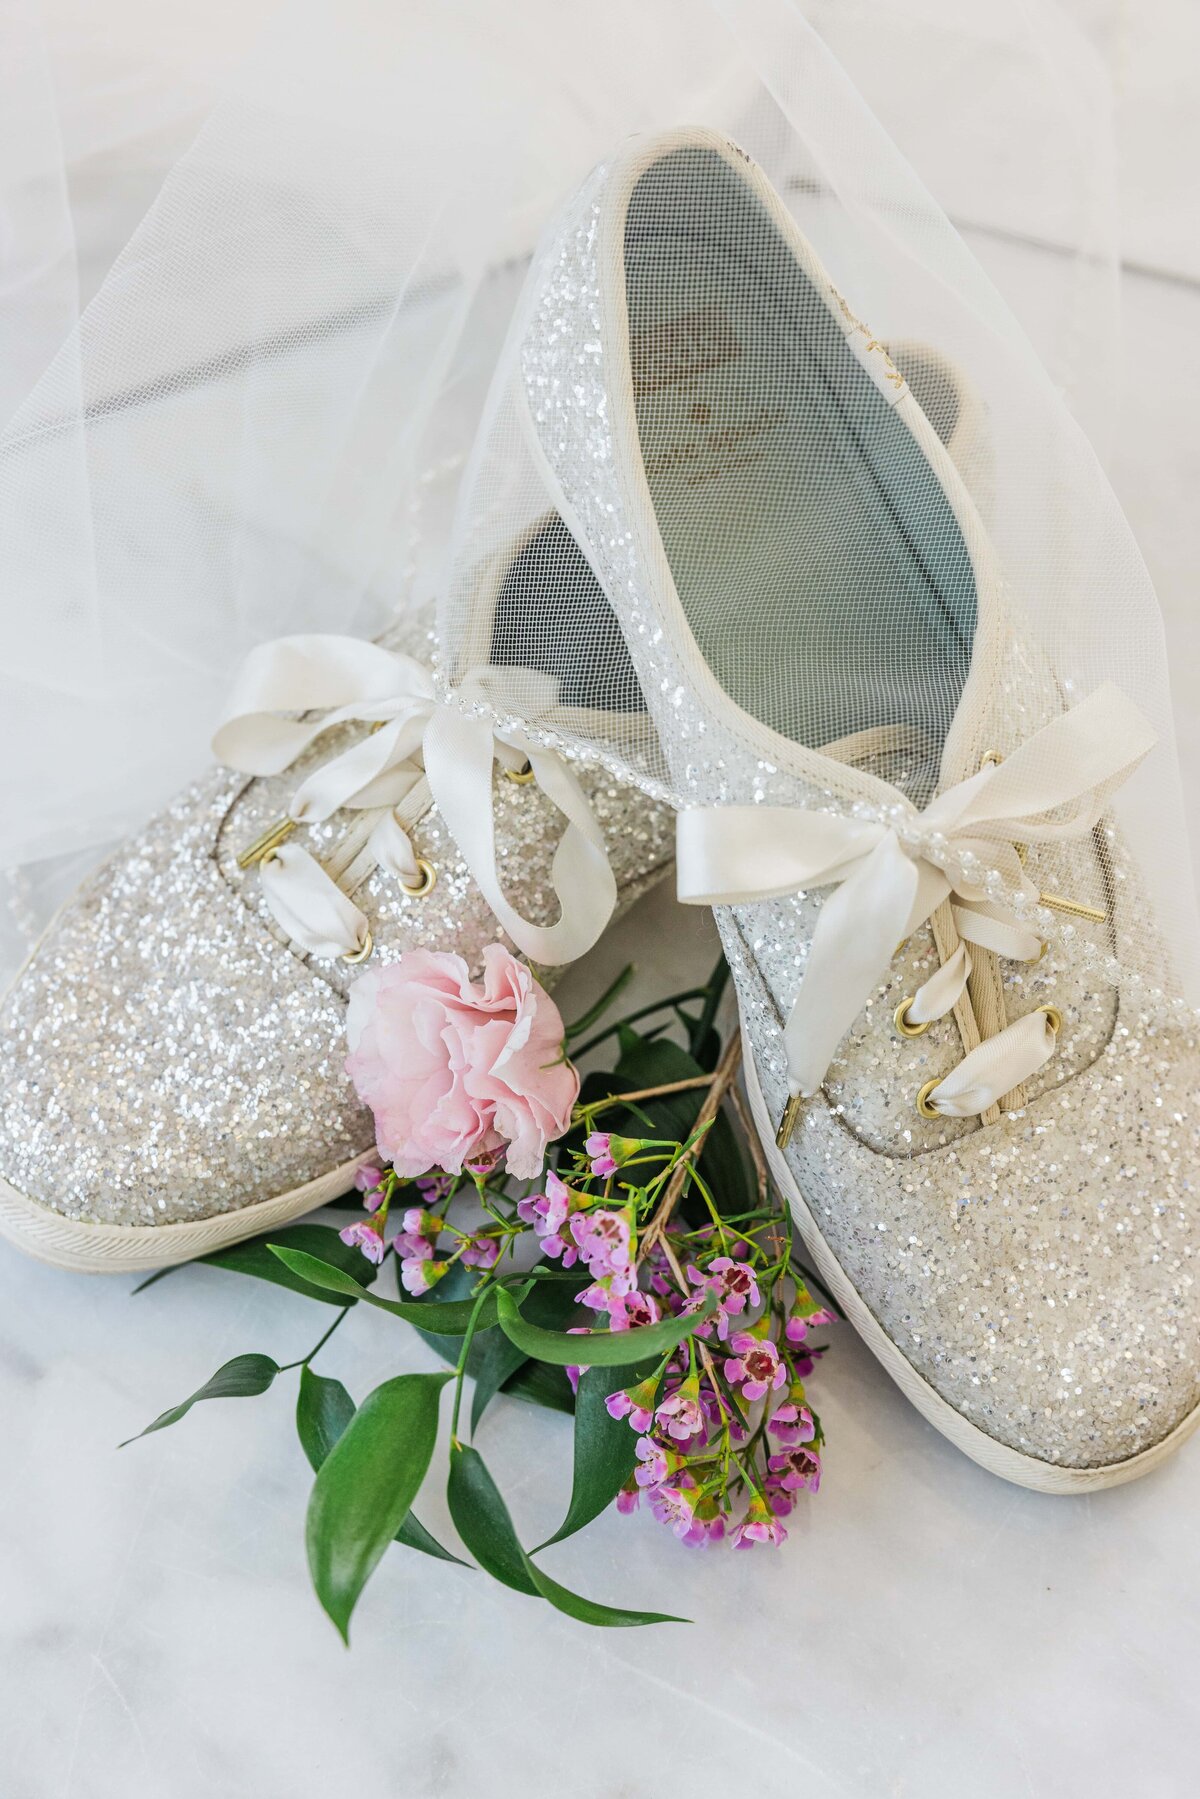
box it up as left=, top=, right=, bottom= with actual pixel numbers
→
left=124, top=960, right=832, bottom=1637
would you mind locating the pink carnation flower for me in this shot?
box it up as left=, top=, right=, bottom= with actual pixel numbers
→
left=345, top=945, right=578, bottom=1181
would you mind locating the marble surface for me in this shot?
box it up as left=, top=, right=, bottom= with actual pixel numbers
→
left=4, top=9, right=1200, bottom=1797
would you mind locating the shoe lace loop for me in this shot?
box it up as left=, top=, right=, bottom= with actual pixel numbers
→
left=674, top=683, right=1156, bottom=1137
left=213, top=635, right=617, bottom=965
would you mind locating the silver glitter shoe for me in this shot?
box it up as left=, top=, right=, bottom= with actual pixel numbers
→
left=0, top=561, right=676, bottom=1272
left=495, top=126, right=1200, bottom=1491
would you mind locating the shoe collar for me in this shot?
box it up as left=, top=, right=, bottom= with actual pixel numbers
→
left=518, top=122, right=1019, bottom=807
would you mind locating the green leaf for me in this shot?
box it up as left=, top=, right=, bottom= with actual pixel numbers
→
left=267, top=1245, right=499, bottom=1334
left=568, top=1030, right=752, bottom=1221
left=469, top=1331, right=530, bottom=1435
left=614, top=1035, right=752, bottom=1216
left=306, top=1370, right=453, bottom=1641
left=539, top=1363, right=649, bottom=1548
left=686, top=954, right=731, bottom=1067
left=501, top=1359, right=576, bottom=1414
left=198, top=1224, right=378, bottom=1306
left=394, top=1512, right=465, bottom=1565
left=495, top=1287, right=714, bottom=1367
left=448, top=1442, right=683, bottom=1627
left=297, top=1368, right=464, bottom=1566
left=296, top=1365, right=358, bottom=1470
left=447, top=1440, right=540, bottom=1595
left=121, top=1353, right=279, bottom=1445
left=469, top=1270, right=594, bottom=1431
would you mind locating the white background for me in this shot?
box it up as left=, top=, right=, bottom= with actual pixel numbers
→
left=2, top=3, right=1198, bottom=1794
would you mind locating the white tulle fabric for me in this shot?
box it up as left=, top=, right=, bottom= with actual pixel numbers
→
left=0, top=0, right=1195, bottom=1017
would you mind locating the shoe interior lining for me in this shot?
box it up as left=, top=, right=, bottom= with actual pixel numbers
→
left=624, top=145, right=977, bottom=786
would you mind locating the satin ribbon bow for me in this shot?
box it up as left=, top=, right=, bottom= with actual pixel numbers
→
left=676, top=683, right=1157, bottom=1100
left=212, top=634, right=616, bottom=965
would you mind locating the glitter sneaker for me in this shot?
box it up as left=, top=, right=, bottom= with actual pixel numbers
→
left=489, top=125, right=1200, bottom=1491
left=0, top=575, right=675, bottom=1273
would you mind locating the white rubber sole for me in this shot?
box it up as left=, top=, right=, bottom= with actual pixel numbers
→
left=741, top=1026, right=1200, bottom=1494
left=0, top=1154, right=367, bottom=1275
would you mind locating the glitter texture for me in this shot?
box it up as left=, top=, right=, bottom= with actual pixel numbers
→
left=514, top=136, right=1200, bottom=1472
left=0, top=607, right=674, bottom=1228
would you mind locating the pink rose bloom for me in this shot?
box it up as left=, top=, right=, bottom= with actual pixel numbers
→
left=345, top=945, right=579, bottom=1181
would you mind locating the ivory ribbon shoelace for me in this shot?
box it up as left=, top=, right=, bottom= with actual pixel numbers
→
left=212, top=635, right=618, bottom=968
left=676, top=683, right=1157, bottom=1138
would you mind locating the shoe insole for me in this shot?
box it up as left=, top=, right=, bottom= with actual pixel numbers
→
left=623, top=146, right=976, bottom=772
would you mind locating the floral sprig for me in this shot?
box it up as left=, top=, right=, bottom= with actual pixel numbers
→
left=126, top=948, right=833, bottom=1636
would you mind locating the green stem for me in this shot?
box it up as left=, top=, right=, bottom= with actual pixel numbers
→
left=279, top=1305, right=351, bottom=1372
left=564, top=963, right=637, bottom=1040
left=569, top=989, right=711, bottom=1061
left=449, top=1280, right=498, bottom=1443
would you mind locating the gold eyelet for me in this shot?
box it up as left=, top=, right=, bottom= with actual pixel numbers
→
left=237, top=815, right=297, bottom=869
left=503, top=761, right=536, bottom=785
left=775, top=1092, right=803, bottom=1149
left=915, top=1078, right=943, bottom=1118
left=979, top=750, right=1003, bottom=769
left=1037, top=1003, right=1063, bottom=1035
left=1031, top=939, right=1048, bottom=965
left=342, top=928, right=374, bottom=965
left=894, top=996, right=931, bottom=1038
left=400, top=856, right=437, bottom=898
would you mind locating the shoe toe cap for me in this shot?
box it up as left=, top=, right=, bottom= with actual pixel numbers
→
left=781, top=1006, right=1200, bottom=1474
left=0, top=779, right=371, bottom=1228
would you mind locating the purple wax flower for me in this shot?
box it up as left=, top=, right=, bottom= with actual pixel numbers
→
left=689, top=1255, right=761, bottom=1338
left=767, top=1402, right=816, bottom=1447
left=655, top=1388, right=706, bottom=1443
left=731, top=1496, right=788, bottom=1548
left=606, top=1289, right=661, bottom=1332
left=338, top=1219, right=386, bottom=1264
left=570, top=1208, right=634, bottom=1287
left=767, top=1445, right=822, bottom=1495
left=584, top=1131, right=618, bottom=1177
left=723, top=1332, right=787, bottom=1402
left=648, top=1484, right=696, bottom=1539
left=400, top=1255, right=447, bottom=1295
